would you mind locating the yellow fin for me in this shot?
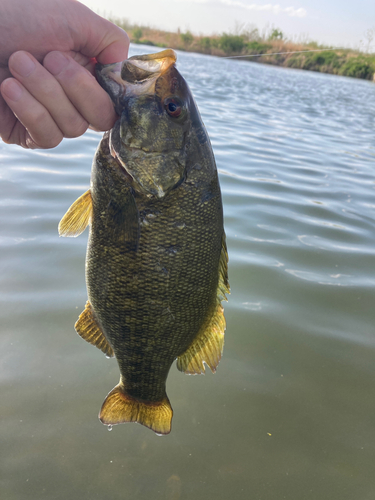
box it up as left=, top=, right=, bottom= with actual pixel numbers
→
left=177, top=233, right=229, bottom=375
left=99, top=382, right=173, bottom=435
left=58, top=189, right=92, bottom=237
left=176, top=304, right=226, bottom=374
left=75, top=301, right=114, bottom=358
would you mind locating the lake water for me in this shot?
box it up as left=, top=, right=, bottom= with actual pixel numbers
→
left=1, top=44, right=375, bottom=499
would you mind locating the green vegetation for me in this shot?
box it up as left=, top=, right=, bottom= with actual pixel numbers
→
left=286, top=50, right=375, bottom=79
left=106, top=16, right=375, bottom=81
left=268, top=29, right=284, bottom=41
left=180, top=31, right=194, bottom=48
left=246, top=41, right=272, bottom=55
left=132, top=28, right=143, bottom=43
left=219, top=34, right=245, bottom=54
left=339, top=59, right=374, bottom=79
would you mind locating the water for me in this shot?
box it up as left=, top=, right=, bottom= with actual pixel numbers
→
left=1, top=45, right=375, bottom=499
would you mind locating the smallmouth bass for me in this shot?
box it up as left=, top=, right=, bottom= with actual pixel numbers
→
left=59, top=50, right=229, bottom=435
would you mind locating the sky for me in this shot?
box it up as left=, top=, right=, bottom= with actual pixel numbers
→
left=80, top=0, right=375, bottom=49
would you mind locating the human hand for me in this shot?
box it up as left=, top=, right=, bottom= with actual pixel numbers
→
left=0, top=0, right=129, bottom=149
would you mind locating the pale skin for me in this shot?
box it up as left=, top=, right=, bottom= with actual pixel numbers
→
left=0, top=0, right=129, bottom=149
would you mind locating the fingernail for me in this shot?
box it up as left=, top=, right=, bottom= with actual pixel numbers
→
left=1, top=79, right=23, bottom=102
left=44, top=52, right=69, bottom=76
left=10, top=51, right=36, bottom=77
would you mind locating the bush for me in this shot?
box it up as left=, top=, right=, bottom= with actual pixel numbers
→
left=339, top=60, right=374, bottom=79
left=286, top=55, right=303, bottom=69
left=320, top=51, right=340, bottom=67
left=246, top=41, right=271, bottom=54
left=219, top=34, right=245, bottom=54
left=180, top=31, right=194, bottom=47
left=132, top=28, right=143, bottom=42
left=294, top=51, right=341, bottom=72
left=199, top=37, right=211, bottom=51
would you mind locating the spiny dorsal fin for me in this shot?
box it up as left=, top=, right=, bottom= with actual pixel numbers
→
left=99, top=382, right=173, bottom=435
left=176, top=233, right=229, bottom=375
left=75, top=301, right=114, bottom=358
left=58, top=189, right=92, bottom=237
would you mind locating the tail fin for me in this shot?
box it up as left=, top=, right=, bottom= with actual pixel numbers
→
left=99, top=382, right=173, bottom=435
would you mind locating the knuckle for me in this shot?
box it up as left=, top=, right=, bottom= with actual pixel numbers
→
left=92, top=117, right=115, bottom=132
left=32, top=106, right=51, bottom=124
left=91, top=107, right=116, bottom=132
left=32, top=132, right=63, bottom=149
left=0, top=133, right=12, bottom=144
left=63, top=119, right=88, bottom=139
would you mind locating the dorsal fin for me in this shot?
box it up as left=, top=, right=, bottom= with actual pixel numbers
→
left=58, top=189, right=92, bottom=237
left=177, top=233, right=229, bottom=374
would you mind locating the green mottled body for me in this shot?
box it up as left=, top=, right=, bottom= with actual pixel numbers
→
left=87, top=130, right=223, bottom=403
left=59, top=50, right=228, bottom=433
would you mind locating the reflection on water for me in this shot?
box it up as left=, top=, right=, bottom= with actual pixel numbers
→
left=1, top=45, right=375, bottom=499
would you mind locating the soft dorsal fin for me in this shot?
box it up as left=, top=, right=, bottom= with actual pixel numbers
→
left=58, top=189, right=92, bottom=237
left=75, top=301, right=114, bottom=358
left=177, top=233, right=229, bottom=375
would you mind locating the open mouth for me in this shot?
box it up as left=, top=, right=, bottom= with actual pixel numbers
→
left=96, top=49, right=177, bottom=97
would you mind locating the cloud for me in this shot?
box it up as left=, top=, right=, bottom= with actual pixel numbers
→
left=181, top=0, right=307, bottom=18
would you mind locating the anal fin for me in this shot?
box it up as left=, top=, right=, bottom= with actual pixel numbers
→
left=58, top=189, right=92, bottom=237
left=99, top=382, right=172, bottom=435
left=75, top=301, right=114, bottom=358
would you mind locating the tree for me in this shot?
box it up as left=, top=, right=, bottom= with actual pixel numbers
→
left=269, top=29, right=283, bottom=41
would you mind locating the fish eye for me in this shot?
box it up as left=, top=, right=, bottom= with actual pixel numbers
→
left=164, top=97, right=183, bottom=118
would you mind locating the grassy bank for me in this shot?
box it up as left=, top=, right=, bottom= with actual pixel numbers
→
left=109, top=17, right=375, bottom=81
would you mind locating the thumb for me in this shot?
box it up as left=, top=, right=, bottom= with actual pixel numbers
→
left=72, top=3, right=129, bottom=64
left=94, top=23, right=130, bottom=64
left=96, top=34, right=130, bottom=64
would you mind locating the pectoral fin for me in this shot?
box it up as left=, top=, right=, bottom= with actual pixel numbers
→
left=58, top=189, right=92, bottom=237
left=75, top=301, right=114, bottom=358
left=177, top=233, right=229, bottom=375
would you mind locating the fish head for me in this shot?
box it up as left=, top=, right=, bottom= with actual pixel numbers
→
left=96, top=50, right=195, bottom=198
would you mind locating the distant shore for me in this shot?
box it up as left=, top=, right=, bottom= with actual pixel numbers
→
left=110, top=17, right=375, bottom=81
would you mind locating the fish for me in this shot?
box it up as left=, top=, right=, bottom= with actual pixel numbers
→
left=58, top=49, right=229, bottom=435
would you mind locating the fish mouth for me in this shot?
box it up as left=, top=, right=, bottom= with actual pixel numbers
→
left=96, top=49, right=177, bottom=104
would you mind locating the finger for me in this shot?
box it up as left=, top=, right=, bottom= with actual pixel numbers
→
left=0, top=95, right=17, bottom=144
left=70, top=3, right=130, bottom=63
left=8, top=51, right=89, bottom=139
left=1, top=78, right=63, bottom=149
left=44, top=51, right=117, bottom=131
left=94, top=32, right=130, bottom=64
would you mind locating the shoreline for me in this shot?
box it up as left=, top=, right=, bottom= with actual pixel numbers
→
left=110, top=18, right=375, bottom=82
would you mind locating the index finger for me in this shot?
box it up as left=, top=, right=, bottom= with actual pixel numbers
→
left=44, top=51, right=117, bottom=132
